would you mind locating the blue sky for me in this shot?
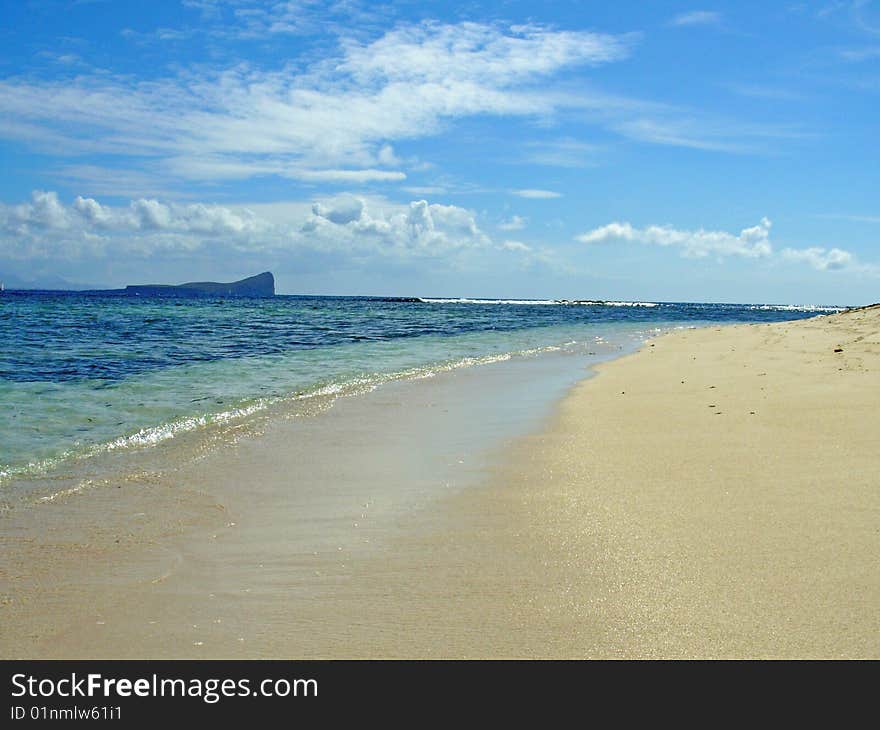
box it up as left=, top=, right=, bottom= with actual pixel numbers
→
left=1, top=0, right=878, bottom=303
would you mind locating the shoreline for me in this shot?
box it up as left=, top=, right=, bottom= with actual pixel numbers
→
left=0, top=342, right=625, bottom=658
left=326, top=305, right=879, bottom=658
left=338, top=304, right=879, bottom=658
left=2, top=308, right=878, bottom=658
left=449, top=305, right=880, bottom=657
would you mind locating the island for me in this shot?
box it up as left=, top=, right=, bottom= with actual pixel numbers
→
left=125, top=271, right=275, bottom=298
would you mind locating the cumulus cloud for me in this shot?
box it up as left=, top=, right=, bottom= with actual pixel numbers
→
left=7, top=190, right=72, bottom=230
left=513, top=189, right=562, bottom=199
left=781, top=246, right=853, bottom=271
left=73, top=195, right=113, bottom=227
left=577, top=216, right=876, bottom=275
left=311, top=196, right=366, bottom=225
left=303, top=196, right=490, bottom=256
left=0, top=190, right=503, bottom=264
left=577, top=218, right=774, bottom=259
left=578, top=221, right=635, bottom=243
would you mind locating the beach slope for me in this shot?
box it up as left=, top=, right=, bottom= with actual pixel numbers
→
left=1, top=306, right=877, bottom=659
left=448, top=305, right=880, bottom=657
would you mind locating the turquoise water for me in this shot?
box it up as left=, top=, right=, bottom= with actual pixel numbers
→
left=0, top=291, right=843, bottom=489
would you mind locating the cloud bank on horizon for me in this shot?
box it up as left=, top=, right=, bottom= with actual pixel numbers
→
left=0, top=0, right=878, bottom=303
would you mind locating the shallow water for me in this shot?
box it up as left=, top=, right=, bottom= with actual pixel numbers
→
left=0, top=294, right=855, bottom=658
left=0, top=343, right=642, bottom=658
left=0, top=291, right=842, bottom=503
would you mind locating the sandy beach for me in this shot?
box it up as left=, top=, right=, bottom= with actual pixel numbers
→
left=445, top=303, right=880, bottom=658
left=1, top=306, right=878, bottom=659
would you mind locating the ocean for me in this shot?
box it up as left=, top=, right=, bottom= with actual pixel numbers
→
left=0, top=291, right=844, bottom=505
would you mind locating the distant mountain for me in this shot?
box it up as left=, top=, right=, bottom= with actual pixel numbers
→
left=0, top=272, right=101, bottom=290
left=125, top=272, right=275, bottom=297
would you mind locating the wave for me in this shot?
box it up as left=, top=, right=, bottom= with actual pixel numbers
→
left=0, top=341, right=581, bottom=492
left=418, top=298, right=559, bottom=305
left=417, top=297, right=660, bottom=307
left=584, top=300, right=659, bottom=308
left=416, top=298, right=846, bottom=312
left=748, top=304, right=848, bottom=313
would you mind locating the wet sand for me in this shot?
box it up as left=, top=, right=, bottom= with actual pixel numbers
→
left=2, top=307, right=878, bottom=658
left=0, top=348, right=616, bottom=658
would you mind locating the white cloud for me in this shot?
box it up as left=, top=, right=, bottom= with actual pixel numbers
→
left=838, top=46, right=880, bottom=62
left=131, top=199, right=174, bottom=230
left=73, top=195, right=113, bottom=227
left=337, top=21, right=632, bottom=85
left=0, top=190, right=502, bottom=264
left=578, top=221, right=636, bottom=243
left=499, top=215, right=527, bottom=231
left=513, top=189, right=562, bottom=199
left=522, top=138, right=601, bottom=167
left=52, top=165, right=179, bottom=199
left=402, top=185, right=447, bottom=196
left=295, top=169, right=407, bottom=183
left=311, top=196, right=366, bottom=225
left=180, top=0, right=333, bottom=38
left=780, top=244, right=879, bottom=276
left=0, top=22, right=634, bottom=187
left=0, top=15, right=805, bottom=198
left=55, top=53, right=83, bottom=66
left=500, top=240, right=531, bottom=252
left=577, top=218, right=774, bottom=259
left=577, top=216, right=878, bottom=275
left=781, top=246, right=853, bottom=270
left=7, top=190, right=72, bottom=230
left=816, top=213, right=880, bottom=224
left=612, top=117, right=813, bottom=153
left=303, top=197, right=491, bottom=256
left=614, top=119, right=740, bottom=152
left=0, top=191, right=267, bottom=260
left=670, top=11, right=723, bottom=27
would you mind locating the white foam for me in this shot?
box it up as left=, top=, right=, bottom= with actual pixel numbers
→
left=419, top=298, right=558, bottom=305
left=1, top=341, right=585, bottom=493
left=418, top=297, right=661, bottom=307
left=749, top=304, right=847, bottom=313
left=600, top=301, right=659, bottom=308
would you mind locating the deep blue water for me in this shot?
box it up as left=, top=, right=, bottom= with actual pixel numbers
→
left=0, top=290, right=844, bottom=486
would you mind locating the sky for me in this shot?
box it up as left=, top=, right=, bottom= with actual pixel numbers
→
left=1, top=0, right=878, bottom=303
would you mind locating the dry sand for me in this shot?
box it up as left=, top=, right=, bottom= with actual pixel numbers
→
left=2, top=306, right=878, bottom=658
left=417, top=304, right=880, bottom=658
